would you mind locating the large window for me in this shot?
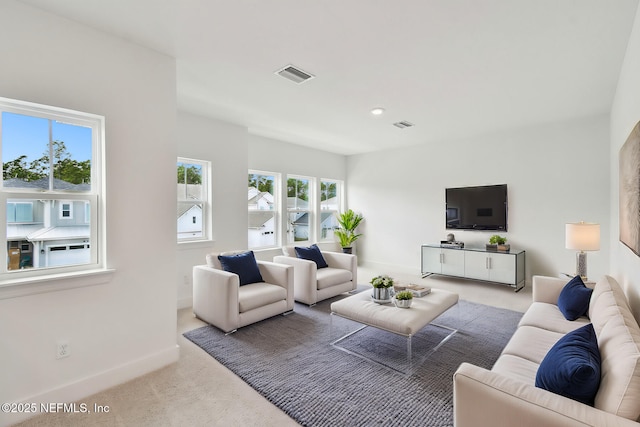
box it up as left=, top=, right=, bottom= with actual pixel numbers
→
left=287, top=175, right=312, bottom=243
left=320, top=179, right=342, bottom=240
left=248, top=171, right=278, bottom=248
left=0, top=97, right=104, bottom=279
left=177, top=158, right=210, bottom=242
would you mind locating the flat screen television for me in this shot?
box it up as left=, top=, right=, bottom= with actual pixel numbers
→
left=445, top=184, right=508, bottom=231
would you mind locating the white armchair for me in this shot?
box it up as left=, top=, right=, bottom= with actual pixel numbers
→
left=193, top=251, right=294, bottom=334
left=274, top=244, right=357, bottom=306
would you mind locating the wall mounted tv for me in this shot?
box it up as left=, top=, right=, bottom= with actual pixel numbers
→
left=445, top=184, right=508, bottom=231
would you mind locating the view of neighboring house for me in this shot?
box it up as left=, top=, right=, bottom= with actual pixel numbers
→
left=248, top=187, right=275, bottom=247
left=177, top=182, right=204, bottom=240
left=5, top=178, right=91, bottom=270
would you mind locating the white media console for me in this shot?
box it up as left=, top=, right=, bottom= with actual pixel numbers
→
left=421, top=244, right=526, bottom=291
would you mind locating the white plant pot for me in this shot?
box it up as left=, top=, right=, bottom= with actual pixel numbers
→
left=394, top=298, right=412, bottom=309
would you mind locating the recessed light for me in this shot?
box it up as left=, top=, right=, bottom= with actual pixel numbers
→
left=370, top=107, right=385, bottom=116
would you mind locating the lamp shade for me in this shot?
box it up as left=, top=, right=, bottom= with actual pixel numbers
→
left=565, top=222, right=600, bottom=251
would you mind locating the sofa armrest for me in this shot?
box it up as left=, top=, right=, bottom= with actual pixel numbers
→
left=258, top=260, right=294, bottom=310
left=192, top=265, right=239, bottom=333
left=323, top=251, right=357, bottom=288
left=454, top=363, right=638, bottom=427
left=532, top=275, right=568, bottom=305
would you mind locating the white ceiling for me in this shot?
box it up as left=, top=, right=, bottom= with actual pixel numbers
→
left=19, top=0, right=640, bottom=155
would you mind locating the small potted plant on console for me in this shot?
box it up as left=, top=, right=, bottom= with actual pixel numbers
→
left=486, top=235, right=510, bottom=252
left=393, top=290, right=414, bottom=309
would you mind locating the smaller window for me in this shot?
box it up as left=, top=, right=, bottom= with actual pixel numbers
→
left=286, top=175, right=313, bottom=243
left=320, top=179, right=342, bottom=241
left=60, top=202, right=73, bottom=219
left=177, top=158, right=211, bottom=242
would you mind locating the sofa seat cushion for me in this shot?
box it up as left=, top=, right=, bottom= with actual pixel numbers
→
left=519, top=302, right=590, bottom=334
left=238, top=282, right=287, bottom=313
left=535, top=324, right=601, bottom=406
left=589, top=276, right=640, bottom=420
left=501, top=325, right=565, bottom=365
left=316, top=267, right=352, bottom=290
left=492, top=354, right=540, bottom=386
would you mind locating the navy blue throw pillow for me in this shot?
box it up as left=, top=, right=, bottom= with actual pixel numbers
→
left=558, top=276, right=592, bottom=321
left=218, top=251, right=264, bottom=286
left=535, top=323, right=601, bottom=406
left=294, top=244, right=328, bottom=269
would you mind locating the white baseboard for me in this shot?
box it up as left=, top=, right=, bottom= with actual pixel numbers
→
left=0, top=345, right=180, bottom=427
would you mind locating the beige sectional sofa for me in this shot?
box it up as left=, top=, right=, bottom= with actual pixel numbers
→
left=454, top=275, right=640, bottom=426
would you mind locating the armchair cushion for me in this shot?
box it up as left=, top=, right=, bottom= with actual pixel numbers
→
left=316, top=268, right=353, bottom=290
left=535, top=323, right=601, bottom=405
left=218, top=251, right=264, bottom=286
left=294, top=244, right=328, bottom=268
left=558, top=275, right=592, bottom=321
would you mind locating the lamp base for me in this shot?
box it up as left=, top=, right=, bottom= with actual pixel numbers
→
left=575, top=251, right=588, bottom=281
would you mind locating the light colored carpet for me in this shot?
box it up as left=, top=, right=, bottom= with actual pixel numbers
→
left=184, top=296, right=523, bottom=427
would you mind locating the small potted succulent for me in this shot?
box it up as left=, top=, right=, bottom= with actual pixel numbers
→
left=393, top=290, right=414, bottom=308
left=370, top=274, right=394, bottom=301
left=486, top=235, right=510, bottom=252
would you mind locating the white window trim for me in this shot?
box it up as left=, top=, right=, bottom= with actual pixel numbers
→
left=177, top=157, right=212, bottom=244
left=248, top=169, right=280, bottom=250
left=0, top=96, right=108, bottom=298
left=286, top=174, right=314, bottom=244
left=318, top=178, right=343, bottom=242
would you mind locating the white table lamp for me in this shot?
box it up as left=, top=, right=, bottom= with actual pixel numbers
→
left=565, top=222, right=600, bottom=281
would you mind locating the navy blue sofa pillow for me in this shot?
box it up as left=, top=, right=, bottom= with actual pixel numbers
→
left=558, top=275, right=593, bottom=321
left=218, top=251, right=264, bottom=286
left=294, top=244, right=328, bottom=269
left=535, top=323, right=601, bottom=406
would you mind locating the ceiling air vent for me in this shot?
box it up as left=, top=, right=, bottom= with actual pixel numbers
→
left=393, top=121, right=415, bottom=129
left=275, top=64, right=315, bottom=84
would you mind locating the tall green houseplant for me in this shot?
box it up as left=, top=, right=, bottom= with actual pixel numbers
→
left=335, top=209, right=364, bottom=253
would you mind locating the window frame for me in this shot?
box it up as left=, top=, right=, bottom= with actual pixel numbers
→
left=177, top=157, right=212, bottom=244
left=0, top=96, right=107, bottom=288
left=319, top=178, right=343, bottom=242
left=248, top=170, right=280, bottom=250
left=286, top=174, right=314, bottom=244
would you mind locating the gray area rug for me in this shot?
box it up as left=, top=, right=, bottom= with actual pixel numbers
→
left=183, top=292, right=522, bottom=427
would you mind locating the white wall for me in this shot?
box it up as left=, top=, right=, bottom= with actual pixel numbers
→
left=0, top=2, right=178, bottom=425
left=176, top=112, right=249, bottom=308
left=347, top=115, right=611, bottom=283
left=610, top=4, right=640, bottom=319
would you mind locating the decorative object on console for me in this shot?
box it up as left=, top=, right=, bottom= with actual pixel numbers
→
left=442, top=232, right=464, bottom=248
left=334, top=209, right=364, bottom=254
left=486, top=234, right=510, bottom=252
left=619, top=120, right=640, bottom=257
left=393, top=290, right=413, bottom=308
left=370, top=274, right=394, bottom=302
left=565, top=222, right=600, bottom=281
